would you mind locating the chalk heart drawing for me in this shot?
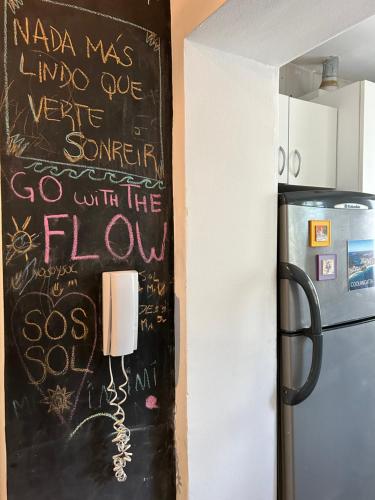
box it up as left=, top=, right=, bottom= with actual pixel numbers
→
left=11, top=292, right=97, bottom=425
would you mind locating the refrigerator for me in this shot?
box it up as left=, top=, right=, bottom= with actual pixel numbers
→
left=278, top=188, right=375, bottom=500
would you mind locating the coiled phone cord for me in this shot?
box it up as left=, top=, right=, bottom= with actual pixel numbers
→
left=107, top=356, right=132, bottom=482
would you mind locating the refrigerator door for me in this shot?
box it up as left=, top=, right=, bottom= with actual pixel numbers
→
left=280, top=320, right=375, bottom=500
left=279, top=192, right=375, bottom=331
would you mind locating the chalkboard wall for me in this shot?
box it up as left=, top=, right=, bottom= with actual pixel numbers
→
left=0, top=0, right=175, bottom=498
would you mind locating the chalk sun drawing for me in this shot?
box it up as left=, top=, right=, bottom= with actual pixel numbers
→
left=6, top=216, right=39, bottom=265
left=41, top=385, right=74, bottom=416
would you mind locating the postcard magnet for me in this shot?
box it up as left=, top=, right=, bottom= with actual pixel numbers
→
left=317, top=254, right=337, bottom=281
left=348, top=239, right=375, bottom=291
left=309, top=220, right=332, bottom=247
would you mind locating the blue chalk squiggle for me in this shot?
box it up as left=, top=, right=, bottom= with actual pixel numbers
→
left=24, top=161, right=166, bottom=190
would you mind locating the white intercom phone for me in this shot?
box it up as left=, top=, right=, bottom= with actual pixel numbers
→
left=101, top=270, right=139, bottom=482
left=102, top=270, right=139, bottom=356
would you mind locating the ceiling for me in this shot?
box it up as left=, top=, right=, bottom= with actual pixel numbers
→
left=293, top=14, right=375, bottom=82
left=189, top=0, right=375, bottom=67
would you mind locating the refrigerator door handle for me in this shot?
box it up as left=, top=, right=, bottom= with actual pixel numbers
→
left=279, top=262, right=323, bottom=406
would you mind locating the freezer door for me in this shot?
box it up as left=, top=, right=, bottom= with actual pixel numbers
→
left=280, top=321, right=375, bottom=500
left=280, top=203, right=375, bottom=331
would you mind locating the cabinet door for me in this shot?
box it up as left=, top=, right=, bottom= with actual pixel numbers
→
left=310, top=82, right=361, bottom=192
left=289, top=98, right=337, bottom=188
left=278, top=94, right=289, bottom=183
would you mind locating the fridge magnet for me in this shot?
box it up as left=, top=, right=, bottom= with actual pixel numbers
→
left=348, top=239, right=375, bottom=291
left=309, top=220, right=332, bottom=247
left=317, top=254, right=337, bottom=281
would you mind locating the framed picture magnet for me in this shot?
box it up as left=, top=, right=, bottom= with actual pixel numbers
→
left=317, top=254, right=337, bottom=281
left=309, top=220, right=332, bottom=247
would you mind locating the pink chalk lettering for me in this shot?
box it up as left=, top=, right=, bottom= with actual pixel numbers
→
left=105, top=214, right=134, bottom=260
left=99, top=189, right=119, bottom=207
left=150, top=194, right=162, bottom=213
left=39, top=176, right=63, bottom=203
left=119, top=183, right=140, bottom=209
left=109, top=192, right=119, bottom=207
left=135, top=194, right=148, bottom=213
left=73, top=192, right=97, bottom=207
left=10, top=171, right=34, bottom=203
left=136, top=222, right=167, bottom=263
left=44, top=214, right=69, bottom=264
left=71, top=215, right=99, bottom=261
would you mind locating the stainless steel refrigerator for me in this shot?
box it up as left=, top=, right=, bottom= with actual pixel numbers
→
left=278, top=188, right=375, bottom=500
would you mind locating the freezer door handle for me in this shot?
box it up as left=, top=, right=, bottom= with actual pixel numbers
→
left=279, top=262, right=323, bottom=405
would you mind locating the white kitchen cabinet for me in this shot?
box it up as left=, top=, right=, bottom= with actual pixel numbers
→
left=278, top=94, right=289, bottom=183
left=278, top=95, right=337, bottom=188
left=308, top=80, right=375, bottom=194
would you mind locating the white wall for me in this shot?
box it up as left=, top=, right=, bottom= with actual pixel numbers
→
left=170, top=2, right=227, bottom=499
left=185, top=42, right=278, bottom=500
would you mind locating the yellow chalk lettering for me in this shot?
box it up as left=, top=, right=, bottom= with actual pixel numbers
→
left=22, top=309, right=43, bottom=342
left=13, top=17, right=29, bottom=46
left=45, top=310, right=67, bottom=340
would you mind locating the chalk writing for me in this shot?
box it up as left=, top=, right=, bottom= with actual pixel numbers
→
left=139, top=302, right=167, bottom=332
left=42, top=213, right=168, bottom=264
left=132, top=361, right=157, bottom=395
left=6, top=1, right=165, bottom=184
left=74, top=189, right=119, bottom=208
left=11, top=292, right=97, bottom=422
left=139, top=270, right=167, bottom=297
left=85, top=360, right=157, bottom=406
left=11, top=171, right=63, bottom=203
left=33, top=263, right=77, bottom=280
left=87, top=383, right=111, bottom=410
left=2, top=0, right=174, bottom=494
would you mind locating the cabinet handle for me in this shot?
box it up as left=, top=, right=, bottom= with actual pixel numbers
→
left=278, top=146, right=286, bottom=176
left=293, top=149, right=302, bottom=178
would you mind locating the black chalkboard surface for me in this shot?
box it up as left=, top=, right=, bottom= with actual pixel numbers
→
left=0, top=0, right=175, bottom=498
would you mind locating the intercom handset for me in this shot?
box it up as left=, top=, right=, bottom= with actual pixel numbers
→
left=102, top=271, right=139, bottom=482
left=102, top=270, right=138, bottom=356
